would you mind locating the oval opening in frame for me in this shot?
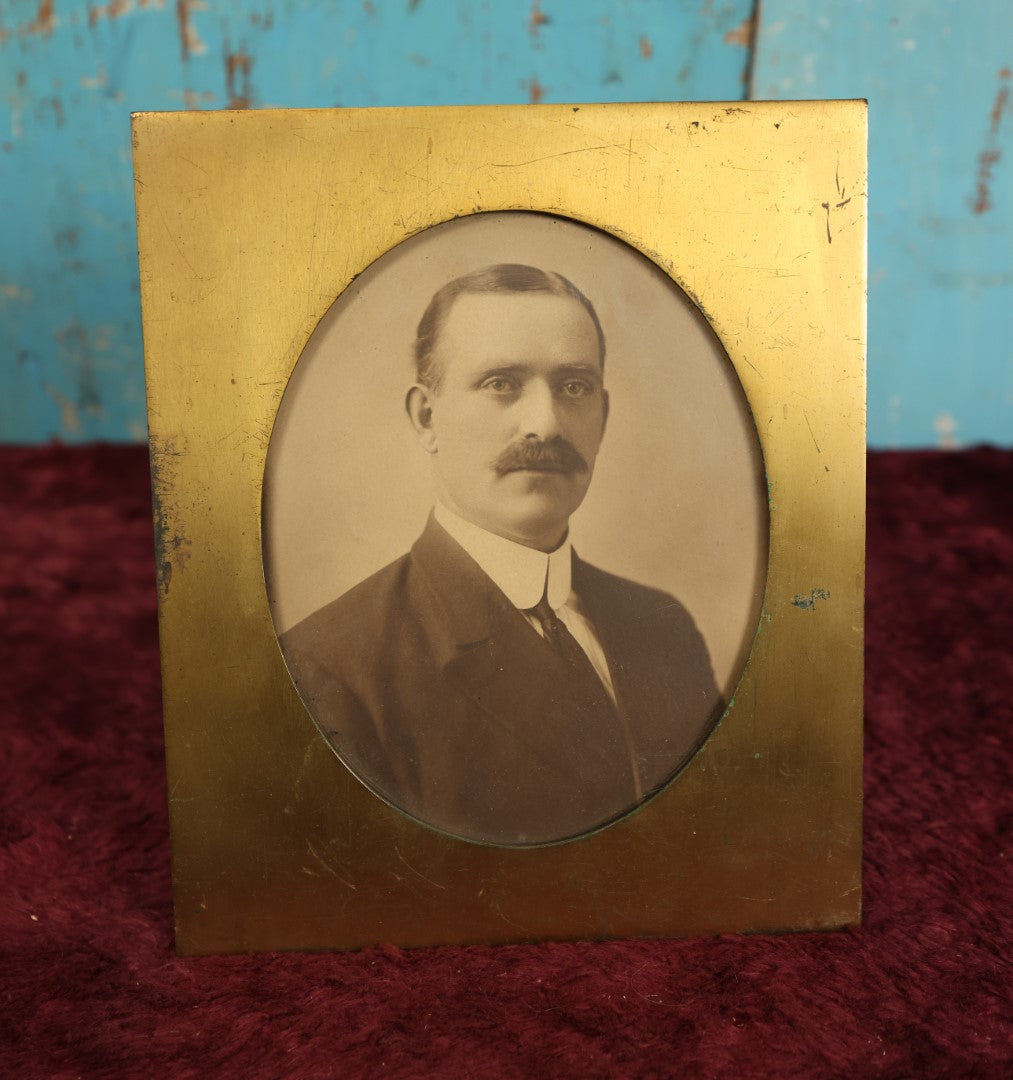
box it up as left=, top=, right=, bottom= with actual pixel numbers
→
left=262, top=211, right=769, bottom=847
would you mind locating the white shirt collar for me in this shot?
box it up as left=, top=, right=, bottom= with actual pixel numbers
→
left=434, top=503, right=572, bottom=611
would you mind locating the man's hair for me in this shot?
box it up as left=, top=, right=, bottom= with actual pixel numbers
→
left=414, top=263, right=606, bottom=390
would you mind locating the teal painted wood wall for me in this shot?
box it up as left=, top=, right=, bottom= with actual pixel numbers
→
left=2, top=0, right=1009, bottom=446
left=0, top=0, right=754, bottom=443
left=752, top=0, right=1012, bottom=448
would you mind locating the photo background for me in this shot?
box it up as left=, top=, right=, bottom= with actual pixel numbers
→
left=263, top=212, right=768, bottom=696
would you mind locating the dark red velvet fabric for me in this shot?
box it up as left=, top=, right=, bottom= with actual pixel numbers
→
left=1, top=445, right=1010, bottom=1078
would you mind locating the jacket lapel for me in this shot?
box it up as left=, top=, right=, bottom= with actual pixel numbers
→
left=407, top=518, right=643, bottom=825
left=571, top=554, right=660, bottom=732
left=409, top=514, right=568, bottom=724
left=573, top=553, right=725, bottom=796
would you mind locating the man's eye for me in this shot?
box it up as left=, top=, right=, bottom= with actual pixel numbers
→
left=481, top=376, right=516, bottom=393
left=561, top=380, right=592, bottom=398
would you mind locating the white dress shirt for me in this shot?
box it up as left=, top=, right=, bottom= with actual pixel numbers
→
left=434, top=504, right=617, bottom=702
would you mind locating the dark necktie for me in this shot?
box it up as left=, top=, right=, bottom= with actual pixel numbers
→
left=525, top=593, right=640, bottom=817
left=528, top=595, right=613, bottom=703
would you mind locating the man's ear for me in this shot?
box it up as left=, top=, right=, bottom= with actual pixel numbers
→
left=405, top=384, right=438, bottom=454
left=601, top=388, right=610, bottom=438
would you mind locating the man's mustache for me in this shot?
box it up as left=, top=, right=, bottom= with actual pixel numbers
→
left=493, top=437, right=589, bottom=477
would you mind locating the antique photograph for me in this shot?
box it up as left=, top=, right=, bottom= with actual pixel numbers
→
left=263, top=211, right=768, bottom=847
left=136, top=101, right=867, bottom=952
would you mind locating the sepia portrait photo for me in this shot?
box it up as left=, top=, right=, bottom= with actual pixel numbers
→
left=136, top=101, right=866, bottom=951
left=263, top=211, right=768, bottom=848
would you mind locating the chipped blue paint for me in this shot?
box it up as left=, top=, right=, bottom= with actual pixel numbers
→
left=0, top=0, right=754, bottom=444
left=753, top=1, right=1013, bottom=448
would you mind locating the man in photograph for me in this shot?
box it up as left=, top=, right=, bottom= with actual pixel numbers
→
left=282, top=263, right=722, bottom=845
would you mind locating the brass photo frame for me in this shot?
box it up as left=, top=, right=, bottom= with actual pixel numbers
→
left=134, top=101, right=866, bottom=954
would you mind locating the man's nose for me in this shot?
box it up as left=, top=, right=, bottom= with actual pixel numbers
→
left=518, top=381, right=563, bottom=439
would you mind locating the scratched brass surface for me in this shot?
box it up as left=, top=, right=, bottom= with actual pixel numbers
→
left=134, top=102, right=866, bottom=954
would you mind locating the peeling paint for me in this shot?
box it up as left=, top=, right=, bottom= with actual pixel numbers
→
left=0, top=281, right=33, bottom=302
left=24, top=0, right=58, bottom=38
left=175, top=0, right=207, bottom=61
left=224, top=45, right=255, bottom=109
left=972, top=150, right=1001, bottom=214
left=78, top=358, right=103, bottom=415
left=37, top=97, right=65, bottom=128
left=81, top=66, right=108, bottom=89
left=529, top=1, right=549, bottom=38
left=53, top=322, right=106, bottom=423
left=2, top=0, right=761, bottom=445
left=971, top=68, right=1010, bottom=214
left=723, top=13, right=755, bottom=48
left=992, top=68, right=1012, bottom=129
left=933, top=412, right=960, bottom=450
left=175, top=88, right=215, bottom=108
left=88, top=0, right=134, bottom=27
left=43, top=381, right=81, bottom=433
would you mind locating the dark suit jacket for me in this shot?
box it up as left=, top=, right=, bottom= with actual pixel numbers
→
left=281, top=515, right=723, bottom=845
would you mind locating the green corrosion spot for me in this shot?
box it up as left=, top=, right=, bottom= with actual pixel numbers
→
left=791, top=587, right=830, bottom=611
